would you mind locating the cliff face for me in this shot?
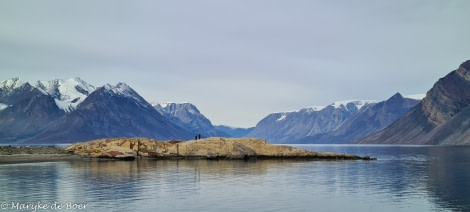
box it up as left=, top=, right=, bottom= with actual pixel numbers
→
left=354, top=60, right=470, bottom=145
left=65, top=137, right=374, bottom=160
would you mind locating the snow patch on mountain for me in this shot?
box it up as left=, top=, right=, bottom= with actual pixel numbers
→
left=0, top=78, right=24, bottom=90
left=0, top=103, right=9, bottom=111
left=310, top=106, right=326, bottom=111
left=276, top=113, right=288, bottom=122
left=331, top=100, right=377, bottom=110
left=35, top=77, right=96, bottom=112
left=155, top=102, right=174, bottom=109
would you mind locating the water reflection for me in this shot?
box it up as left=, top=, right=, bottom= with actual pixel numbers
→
left=425, top=146, right=470, bottom=212
left=1, top=146, right=470, bottom=211
left=0, top=162, right=62, bottom=203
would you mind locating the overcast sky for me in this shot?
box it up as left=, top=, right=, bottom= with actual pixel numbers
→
left=1, top=1, right=469, bottom=127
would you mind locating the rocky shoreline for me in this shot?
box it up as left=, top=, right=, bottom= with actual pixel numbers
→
left=0, top=145, right=68, bottom=155
left=0, top=146, right=82, bottom=164
left=65, top=137, right=376, bottom=161
left=0, top=137, right=376, bottom=164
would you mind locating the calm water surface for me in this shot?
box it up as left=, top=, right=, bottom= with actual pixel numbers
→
left=1, top=145, right=470, bottom=212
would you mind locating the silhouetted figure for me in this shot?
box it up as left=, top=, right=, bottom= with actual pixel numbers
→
left=198, top=134, right=201, bottom=140
left=195, top=135, right=198, bottom=140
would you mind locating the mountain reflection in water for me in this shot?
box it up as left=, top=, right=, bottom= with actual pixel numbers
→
left=0, top=145, right=469, bottom=212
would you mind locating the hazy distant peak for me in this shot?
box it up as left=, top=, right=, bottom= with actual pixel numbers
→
left=330, top=100, right=377, bottom=110
left=154, top=102, right=193, bottom=109
left=153, top=102, right=200, bottom=115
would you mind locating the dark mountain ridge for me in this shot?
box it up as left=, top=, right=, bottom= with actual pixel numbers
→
left=354, top=60, right=470, bottom=145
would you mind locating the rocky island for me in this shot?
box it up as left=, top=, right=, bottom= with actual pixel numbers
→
left=65, top=137, right=375, bottom=160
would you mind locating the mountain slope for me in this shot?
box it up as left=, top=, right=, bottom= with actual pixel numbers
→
left=292, top=93, right=420, bottom=144
left=153, top=102, right=228, bottom=138
left=247, top=100, right=376, bottom=143
left=354, top=60, right=470, bottom=144
left=0, top=80, right=64, bottom=143
left=29, top=83, right=193, bottom=143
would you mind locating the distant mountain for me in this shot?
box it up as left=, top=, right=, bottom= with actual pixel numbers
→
left=247, top=100, right=376, bottom=143
left=0, top=79, right=64, bottom=143
left=291, top=93, right=420, bottom=144
left=29, top=83, right=194, bottom=143
left=354, top=60, right=470, bottom=145
left=152, top=102, right=228, bottom=138
left=214, top=125, right=254, bottom=138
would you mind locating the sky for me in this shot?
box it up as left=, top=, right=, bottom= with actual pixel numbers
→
left=1, top=1, right=470, bottom=128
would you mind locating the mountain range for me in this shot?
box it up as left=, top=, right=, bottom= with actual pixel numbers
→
left=0, top=78, right=193, bottom=143
left=248, top=94, right=420, bottom=144
left=354, top=60, right=470, bottom=145
left=2, top=59, right=470, bottom=145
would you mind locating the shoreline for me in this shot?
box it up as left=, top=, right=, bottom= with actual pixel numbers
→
left=0, top=154, right=87, bottom=164
left=0, top=145, right=85, bottom=164
left=1, top=138, right=377, bottom=164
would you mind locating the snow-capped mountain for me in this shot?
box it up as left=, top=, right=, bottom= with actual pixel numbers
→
left=292, top=93, right=420, bottom=144
left=153, top=102, right=228, bottom=138
left=35, top=77, right=96, bottom=112
left=247, top=100, right=377, bottom=143
left=30, top=83, right=193, bottom=143
left=0, top=80, right=64, bottom=143
left=0, top=77, right=195, bottom=143
left=1, top=77, right=95, bottom=113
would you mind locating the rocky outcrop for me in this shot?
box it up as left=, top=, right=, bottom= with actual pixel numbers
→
left=65, top=137, right=375, bottom=160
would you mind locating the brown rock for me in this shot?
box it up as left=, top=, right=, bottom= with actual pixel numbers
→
left=65, top=137, right=375, bottom=160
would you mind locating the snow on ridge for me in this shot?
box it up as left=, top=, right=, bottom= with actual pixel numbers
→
left=0, top=78, right=24, bottom=90
left=276, top=113, right=288, bottom=122
left=103, top=83, right=151, bottom=108
left=310, top=106, right=325, bottom=111
left=331, top=100, right=377, bottom=110
left=153, top=102, right=194, bottom=109
left=103, top=82, right=135, bottom=98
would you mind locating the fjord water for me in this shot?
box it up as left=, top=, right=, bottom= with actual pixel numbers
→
left=1, top=145, right=469, bottom=212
